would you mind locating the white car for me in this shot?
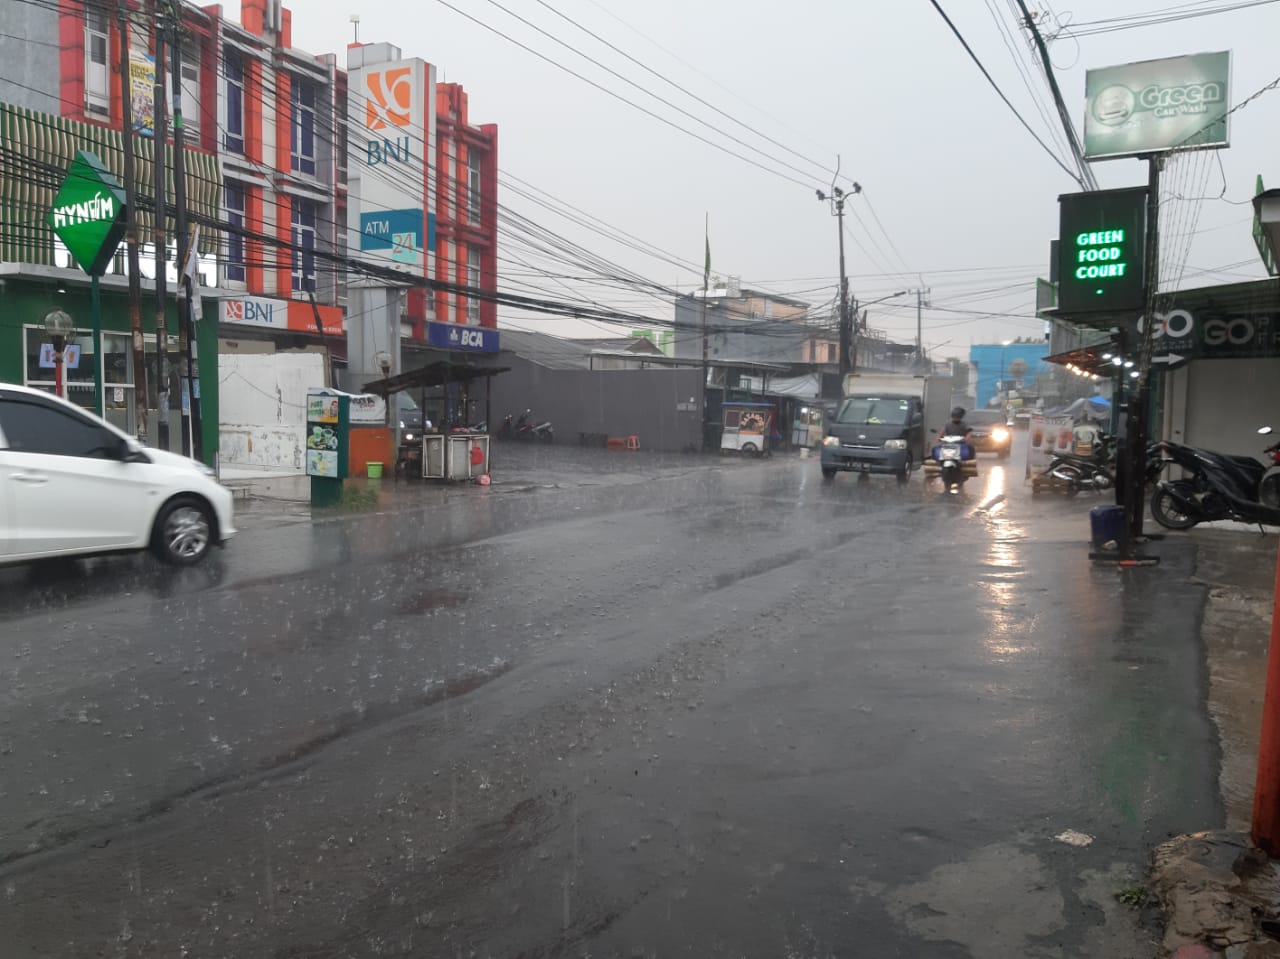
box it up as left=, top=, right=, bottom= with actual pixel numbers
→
left=0, top=383, right=235, bottom=566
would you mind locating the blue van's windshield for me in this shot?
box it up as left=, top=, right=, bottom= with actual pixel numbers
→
left=836, top=396, right=911, bottom=426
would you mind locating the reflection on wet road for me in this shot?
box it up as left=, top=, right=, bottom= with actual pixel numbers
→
left=0, top=438, right=1216, bottom=956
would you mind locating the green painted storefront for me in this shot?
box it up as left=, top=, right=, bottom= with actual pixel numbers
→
left=0, top=275, right=219, bottom=460
left=0, top=102, right=223, bottom=464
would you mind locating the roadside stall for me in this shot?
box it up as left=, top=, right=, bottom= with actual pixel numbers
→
left=720, top=401, right=777, bottom=457
left=362, top=361, right=510, bottom=481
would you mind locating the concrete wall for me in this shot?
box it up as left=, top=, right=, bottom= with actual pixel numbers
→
left=0, top=4, right=58, bottom=115
left=490, top=359, right=702, bottom=451
left=1162, top=358, right=1280, bottom=458
left=218, top=352, right=328, bottom=470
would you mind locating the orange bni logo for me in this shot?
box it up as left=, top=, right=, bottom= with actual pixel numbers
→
left=226, top=300, right=244, bottom=320
left=365, top=67, right=412, bottom=130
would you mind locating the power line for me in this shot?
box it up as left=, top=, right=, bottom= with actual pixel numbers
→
left=925, top=0, right=1086, bottom=187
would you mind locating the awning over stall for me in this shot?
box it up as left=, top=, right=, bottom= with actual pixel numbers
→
left=361, top=362, right=511, bottom=396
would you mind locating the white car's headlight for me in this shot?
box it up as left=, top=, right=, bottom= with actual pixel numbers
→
left=195, top=462, right=216, bottom=478
left=884, top=438, right=908, bottom=450
left=398, top=419, right=405, bottom=429
left=822, top=435, right=839, bottom=447
left=992, top=428, right=1010, bottom=442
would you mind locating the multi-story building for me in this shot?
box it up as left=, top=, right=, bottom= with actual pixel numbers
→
left=0, top=0, right=500, bottom=463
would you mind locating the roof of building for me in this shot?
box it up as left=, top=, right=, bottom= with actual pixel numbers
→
left=497, top=329, right=597, bottom=370
left=500, top=330, right=673, bottom=369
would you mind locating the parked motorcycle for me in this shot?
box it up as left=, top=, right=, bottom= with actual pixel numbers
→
left=1256, top=427, right=1280, bottom=508
left=1042, top=433, right=1116, bottom=495
left=1151, top=429, right=1280, bottom=530
left=1043, top=433, right=1167, bottom=496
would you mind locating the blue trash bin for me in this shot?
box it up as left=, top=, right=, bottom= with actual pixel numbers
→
left=1090, top=505, right=1126, bottom=551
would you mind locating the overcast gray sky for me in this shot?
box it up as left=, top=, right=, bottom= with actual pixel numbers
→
left=290, top=0, right=1280, bottom=358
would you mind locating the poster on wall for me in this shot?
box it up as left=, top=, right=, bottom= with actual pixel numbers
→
left=1025, top=413, right=1075, bottom=479
left=130, top=55, right=156, bottom=137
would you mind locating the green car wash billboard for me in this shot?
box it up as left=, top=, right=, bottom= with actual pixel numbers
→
left=1084, top=51, right=1231, bottom=161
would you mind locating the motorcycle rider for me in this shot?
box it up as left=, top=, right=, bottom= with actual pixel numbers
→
left=938, top=407, right=975, bottom=460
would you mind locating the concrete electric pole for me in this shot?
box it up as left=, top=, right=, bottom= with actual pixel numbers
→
left=816, top=179, right=861, bottom=384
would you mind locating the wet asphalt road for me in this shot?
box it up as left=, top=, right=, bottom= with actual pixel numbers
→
left=0, top=437, right=1220, bottom=957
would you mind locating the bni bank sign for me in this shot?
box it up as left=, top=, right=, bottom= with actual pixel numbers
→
left=346, top=45, right=437, bottom=276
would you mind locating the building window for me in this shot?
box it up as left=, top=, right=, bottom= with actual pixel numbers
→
left=291, top=199, right=316, bottom=292
left=178, top=52, right=200, bottom=138
left=467, top=152, right=482, bottom=225
left=826, top=344, right=836, bottom=363
left=84, top=10, right=110, bottom=115
left=224, top=183, right=246, bottom=283
left=223, top=51, right=244, bottom=154
left=290, top=78, right=316, bottom=176
left=466, top=248, right=481, bottom=324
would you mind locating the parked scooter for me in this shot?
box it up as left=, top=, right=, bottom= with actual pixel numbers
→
left=1042, top=432, right=1116, bottom=495
left=1151, top=428, right=1280, bottom=530
left=1042, top=433, right=1168, bottom=495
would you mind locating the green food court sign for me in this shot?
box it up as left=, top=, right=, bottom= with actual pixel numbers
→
left=46, top=150, right=126, bottom=276
left=1057, top=186, right=1148, bottom=316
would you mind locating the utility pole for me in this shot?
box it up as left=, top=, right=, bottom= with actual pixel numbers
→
left=913, top=287, right=932, bottom=367
left=152, top=4, right=170, bottom=453
left=118, top=0, right=148, bottom=444
left=700, top=214, right=710, bottom=451
left=817, top=180, right=860, bottom=387
left=1013, top=0, right=1098, bottom=191
left=169, top=3, right=202, bottom=461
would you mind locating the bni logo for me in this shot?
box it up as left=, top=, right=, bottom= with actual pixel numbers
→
left=365, top=67, right=412, bottom=130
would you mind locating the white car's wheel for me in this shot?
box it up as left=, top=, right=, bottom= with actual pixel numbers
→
left=153, top=498, right=214, bottom=566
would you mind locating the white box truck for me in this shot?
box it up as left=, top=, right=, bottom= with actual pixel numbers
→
left=819, top=373, right=953, bottom=482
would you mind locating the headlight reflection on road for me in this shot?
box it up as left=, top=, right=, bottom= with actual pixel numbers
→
left=977, top=463, right=1030, bottom=660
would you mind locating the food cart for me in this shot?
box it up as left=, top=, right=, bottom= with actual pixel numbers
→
left=720, top=401, right=777, bottom=456
left=362, top=361, right=509, bottom=481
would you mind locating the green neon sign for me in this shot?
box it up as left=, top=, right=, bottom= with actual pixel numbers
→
left=1058, top=187, right=1147, bottom=315
left=47, top=150, right=127, bottom=277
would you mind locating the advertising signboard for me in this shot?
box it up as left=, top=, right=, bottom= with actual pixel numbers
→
left=1025, top=413, right=1075, bottom=479
left=220, top=296, right=344, bottom=335
left=305, top=390, right=348, bottom=478
left=1084, top=51, right=1231, bottom=160
left=1145, top=307, right=1280, bottom=369
left=47, top=150, right=127, bottom=277
left=1255, top=175, right=1279, bottom=277
left=346, top=53, right=436, bottom=276
left=426, top=320, right=500, bottom=352
left=1057, top=187, right=1148, bottom=315
left=129, top=55, right=156, bottom=137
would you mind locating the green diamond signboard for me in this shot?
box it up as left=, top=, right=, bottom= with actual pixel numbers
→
left=47, top=150, right=126, bottom=276
left=1057, top=187, right=1148, bottom=316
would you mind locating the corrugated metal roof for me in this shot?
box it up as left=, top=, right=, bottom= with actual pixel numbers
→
left=497, top=330, right=596, bottom=370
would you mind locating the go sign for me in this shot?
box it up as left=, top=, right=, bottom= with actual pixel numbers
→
left=1141, top=308, right=1280, bottom=364
left=1057, top=187, right=1148, bottom=315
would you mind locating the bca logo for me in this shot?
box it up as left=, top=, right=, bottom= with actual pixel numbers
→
left=365, top=67, right=412, bottom=130
left=459, top=329, right=485, bottom=348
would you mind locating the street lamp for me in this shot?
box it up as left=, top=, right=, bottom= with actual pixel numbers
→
left=43, top=308, right=74, bottom=400
left=853, top=289, right=908, bottom=371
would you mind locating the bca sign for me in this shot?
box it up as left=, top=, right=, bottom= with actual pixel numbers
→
left=426, top=321, right=500, bottom=353
left=1143, top=308, right=1280, bottom=366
